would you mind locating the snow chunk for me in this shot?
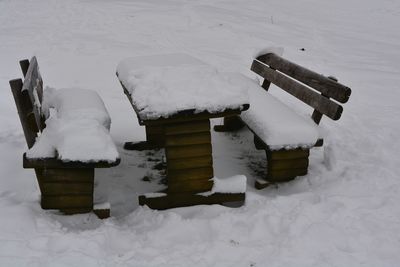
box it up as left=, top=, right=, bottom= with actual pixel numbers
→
left=116, top=53, right=250, bottom=120
left=94, top=202, right=110, bottom=210
left=26, top=87, right=119, bottom=162
left=241, top=86, right=319, bottom=150
left=199, top=175, right=247, bottom=196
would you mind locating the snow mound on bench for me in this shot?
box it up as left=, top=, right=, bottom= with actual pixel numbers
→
left=242, top=87, right=319, bottom=150
left=117, top=53, right=249, bottom=120
left=26, top=87, right=119, bottom=162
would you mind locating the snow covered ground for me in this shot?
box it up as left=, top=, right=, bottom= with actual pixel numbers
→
left=1, top=0, right=400, bottom=266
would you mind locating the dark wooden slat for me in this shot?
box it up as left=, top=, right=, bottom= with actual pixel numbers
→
left=268, top=158, right=309, bottom=171
left=165, top=144, right=212, bottom=160
left=9, top=79, right=38, bottom=148
left=168, top=179, right=213, bottom=194
left=37, top=168, right=94, bottom=183
left=251, top=60, right=343, bottom=120
left=266, top=148, right=309, bottom=160
left=165, top=132, right=211, bottom=147
left=165, top=120, right=210, bottom=135
left=256, top=53, right=351, bottom=103
left=139, top=192, right=245, bottom=210
left=167, top=155, right=213, bottom=170
left=267, top=168, right=308, bottom=182
left=41, top=195, right=93, bottom=209
left=41, top=182, right=93, bottom=196
left=213, top=115, right=245, bottom=132
left=167, top=167, right=214, bottom=182
left=145, top=125, right=165, bottom=146
left=23, top=154, right=120, bottom=169
left=19, top=59, right=30, bottom=77
left=21, top=57, right=44, bottom=131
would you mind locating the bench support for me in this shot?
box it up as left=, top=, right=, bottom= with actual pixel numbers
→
left=35, top=168, right=95, bottom=214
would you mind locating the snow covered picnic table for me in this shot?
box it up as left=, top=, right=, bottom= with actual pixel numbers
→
left=116, top=53, right=251, bottom=209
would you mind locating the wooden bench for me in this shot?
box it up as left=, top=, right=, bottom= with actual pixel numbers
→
left=9, top=57, right=120, bottom=217
left=215, top=53, right=351, bottom=189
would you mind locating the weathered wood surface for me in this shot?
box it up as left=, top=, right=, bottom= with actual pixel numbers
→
left=9, top=79, right=38, bottom=148
left=214, top=115, right=245, bottom=132
left=266, top=148, right=310, bottom=160
left=256, top=53, right=351, bottom=103
left=139, top=192, right=245, bottom=210
left=23, top=153, right=121, bottom=169
left=165, top=119, right=214, bottom=195
left=251, top=60, right=343, bottom=120
left=10, top=57, right=120, bottom=215
left=21, top=56, right=44, bottom=131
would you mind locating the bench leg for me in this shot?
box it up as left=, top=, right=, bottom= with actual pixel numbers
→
left=35, top=168, right=94, bottom=214
left=213, top=115, right=245, bottom=132
left=255, top=148, right=310, bottom=189
left=266, top=148, right=309, bottom=181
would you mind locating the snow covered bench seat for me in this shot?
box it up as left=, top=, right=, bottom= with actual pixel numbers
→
left=215, top=53, right=351, bottom=189
left=9, top=57, right=120, bottom=217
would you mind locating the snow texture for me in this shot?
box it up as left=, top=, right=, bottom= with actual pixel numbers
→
left=117, top=54, right=249, bottom=120
left=26, top=87, right=119, bottom=162
left=241, top=86, right=320, bottom=150
left=1, top=0, right=400, bottom=266
left=199, top=175, right=247, bottom=196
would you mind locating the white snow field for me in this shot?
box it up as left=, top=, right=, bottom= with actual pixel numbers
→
left=1, top=0, right=400, bottom=266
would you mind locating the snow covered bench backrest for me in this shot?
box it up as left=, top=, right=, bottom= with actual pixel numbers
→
left=251, top=53, right=351, bottom=125
left=10, top=57, right=45, bottom=148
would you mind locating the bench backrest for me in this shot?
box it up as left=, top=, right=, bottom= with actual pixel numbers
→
left=251, top=53, right=351, bottom=124
left=9, top=57, right=45, bottom=148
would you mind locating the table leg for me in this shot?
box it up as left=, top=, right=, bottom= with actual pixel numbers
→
left=138, top=119, right=245, bottom=209
left=124, top=125, right=165, bottom=150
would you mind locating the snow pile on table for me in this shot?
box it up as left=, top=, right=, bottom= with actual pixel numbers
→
left=26, top=87, right=119, bottom=162
left=117, top=53, right=250, bottom=120
left=241, top=86, right=319, bottom=150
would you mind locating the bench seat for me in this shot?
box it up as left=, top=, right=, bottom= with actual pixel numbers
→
left=26, top=87, right=119, bottom=163
left=10, top=57, right=120, bottom=216
left=241, top=86, right=320, bottom=151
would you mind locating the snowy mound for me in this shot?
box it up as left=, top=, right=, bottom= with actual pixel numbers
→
left=26, top=87, right=119, bottom=162
left=117, top=53, right=250, bottom=120
left=241, top=87, right=319, bottom=150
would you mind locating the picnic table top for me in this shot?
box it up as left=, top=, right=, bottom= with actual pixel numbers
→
left=116, top=53, right=251, bottom=123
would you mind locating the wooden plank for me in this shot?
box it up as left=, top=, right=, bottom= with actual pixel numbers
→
left=166, top=143, right=212, bottom=159
left=256, top=53, right=351, bottom=103
left=23, top=153, right=120, bottom=169
left=267, top=168, right=308, bottom=182
left=268, top=158, right=309, bottom=171
left=167, top=166, right=214, bottom=181
left=168, top=179, right=213, bottom=194
left=36, top=168, right=94, bottom=183
left=251, top=60, right=343, bottom=120
left=19, top=59, right=30, bottom=77
left=267, top=149, right=309, bottom=160
left=164, top=120, right=210, bottom=135
left=21, top=57, right=44, bottom=131
left=145, top=125, right=165, bottom=146
left=139, top=192, right=245, bottom=210
left=9, top=79, right=38, bottom=148
left=214, top=115, right=245, bottom=132
left=61, top=207, right=93, bottom=215
left=41, top=195, right=93, bottom=209
left=41, top=182, right=93, bottom=196
left=165, top=132, right=211, bottom=147
left=167, top=155, right=213, bottom=170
